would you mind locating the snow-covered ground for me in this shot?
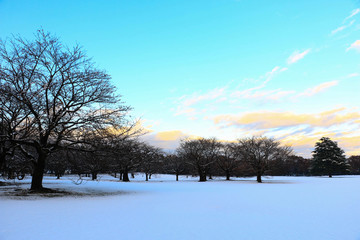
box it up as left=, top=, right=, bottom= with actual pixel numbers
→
left=1, top=174, right=360, bottom=240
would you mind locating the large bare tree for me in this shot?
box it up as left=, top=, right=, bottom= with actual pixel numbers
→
left=0, top=30, right=132, bottom=191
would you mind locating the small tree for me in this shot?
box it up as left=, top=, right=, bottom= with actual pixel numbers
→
left=139, top=143, right=163, bottom=181
left=164, top=154, right=187, bottom=181
left=311, top=137, right=349, bottom=177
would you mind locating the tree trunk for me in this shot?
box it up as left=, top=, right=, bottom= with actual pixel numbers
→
left=31, top=153, right=47, bottom=191
left=176, top=173, right=179, bottom=181
left=123, top=168, right=130, bottom=182
left=199, top=174, right=207, bottom=182
left=0, top=150, right=7, bottom=172
left=329, top=173, right=332, bottom=178
left=198, top=167, right=207, bottom=182
left=145, top=173, right=149, bottom=181
left=226, top=171, right=230, bottom=180
left=7, top=169, right=14, bottom=179
left=91, top=172, right=97, bottom=180
left=256, top=172, right=262, bottom=183
left=149, top=174, right=152, bottom=179
left=119, top=172, right=123, bottom=181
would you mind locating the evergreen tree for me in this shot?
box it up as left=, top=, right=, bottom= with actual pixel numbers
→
left=311, top=137, right=349, bottom=177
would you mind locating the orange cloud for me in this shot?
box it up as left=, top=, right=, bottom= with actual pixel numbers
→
left=213, top=108, right=360, bottom=129
left=142, top=130, right=201, bottom=151
left=347, top=40, right=360, bottom=52
left=155, top=130, right=186, bottom=141
left=297, top=81, right=338, bottom=97
left=278, top=131, right=360, bottom=157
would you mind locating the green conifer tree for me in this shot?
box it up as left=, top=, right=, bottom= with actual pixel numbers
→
left=311, top=137, right=349, bottom=177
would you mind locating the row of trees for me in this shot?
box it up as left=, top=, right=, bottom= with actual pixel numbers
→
left=0, top=30, right=357, bottom=190
left=175, top=137, right=292, bottom=182
left=46, top=138, right=163, bottom=182
left=41, top=136, right=303, bottom=183
left=44, top=136, right=356, bottom=184
left=170, top=136, right=353, bottom=182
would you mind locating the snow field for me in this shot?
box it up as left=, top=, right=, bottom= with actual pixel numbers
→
left=1, top=175, right=360, bottom=240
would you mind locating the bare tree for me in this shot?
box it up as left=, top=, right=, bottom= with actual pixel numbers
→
left=236, top=136, right=292, bottom=183
left=177, top=138, right=221, bottom=182
left=0, top=85, right=31, bottom=174
left=0, top=30, right=132, bottom=191
left=46, top=150, right=69, bottom=179
left=164, top=153, right=187, bottom=181
left=139, top=143, right=163, bottom=181
left=348, top=155, right=360, bottom=175
left=217, top=142, right=241, bottom=180
left=111, top=139, right=143, bottom=182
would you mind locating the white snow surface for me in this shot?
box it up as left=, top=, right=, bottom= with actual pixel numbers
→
left=1, top=174, right=360, bottom=240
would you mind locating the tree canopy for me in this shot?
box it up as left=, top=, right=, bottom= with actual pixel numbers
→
left=0, top=30, right=134, bottom=191
left=311, top=137, right=349, bottom=177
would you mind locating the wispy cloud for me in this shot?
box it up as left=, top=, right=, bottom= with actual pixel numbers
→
left=347, top=40, right=360, bottom=52
left=174, top=66, right=288, bottom=117
left=174, top=107, right=196, bottom=116
left=344, top=8, right=360, bottom=22
left=347, top=73, right=359, bottom=78
left=181, top=87, right=227, bottom=107
left=296, top=80, right=338, bottom=97
left=237, top=89, right=295, bottom=101
left=331, top=20, right=355, bottom=35
left=287, top=49, right=311, bottom=64
left=231, top=66, right=287, bottom=98
left=174, top=68, right=345, bottom=118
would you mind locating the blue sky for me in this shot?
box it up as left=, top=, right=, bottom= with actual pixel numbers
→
left=1, top=0, right=359, bottom=156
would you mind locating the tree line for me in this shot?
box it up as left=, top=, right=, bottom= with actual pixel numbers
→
left=1, top=31, right=358, bottom=191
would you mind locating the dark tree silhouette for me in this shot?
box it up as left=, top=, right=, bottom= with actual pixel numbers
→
left=177, top=138, right=221, bottom=182
left=0, top=30, right=131, bottom=191
left=111, top=139, right=143, bottom=182
left=164, top=154, right=187, bottom=181
left=139, top=143, right=163, bottom=181
left=311, top=137, right=349, bottom=177
left=217, top=143, right=241, bottom=180
left=348, top=155, right=360, bottom=175
left=236, top=136, right=292, bottom=183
